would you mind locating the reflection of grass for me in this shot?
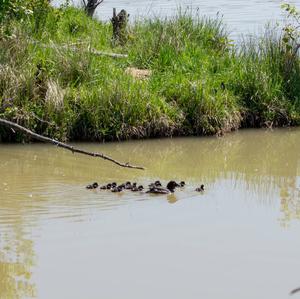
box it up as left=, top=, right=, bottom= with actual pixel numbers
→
left=0, top=234, right=36, bottom=299
left=1, top=6, right=300, bottom=141
left=278, top=177, right=300, bottom=227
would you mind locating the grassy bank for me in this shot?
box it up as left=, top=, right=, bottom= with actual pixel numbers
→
left=1, top=3, right=300, bottom=142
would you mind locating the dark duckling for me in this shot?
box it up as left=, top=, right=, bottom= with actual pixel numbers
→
left=146, top=181, right=179, bottom=194
left=100, top=185, right=107, bottom=190
left=148, top=180, right=162, bottom=188
left=125, top=181, right=132, bottom=189
left=132, top=185, right=144, bottom=192
left=180, top=181, right=185, bottom=187
left=111, top=185, right=123, bottom=192
left=111, top=182, right=117, bottom=188
left=106, top=183, right=112, bottom=190
left=118, top=184, right=125, bottom=191
left=86, top=182, right=98, bottom=189
left=195, top=184, right=205, bottom=192
left=119, top=183, right=125, bottom=189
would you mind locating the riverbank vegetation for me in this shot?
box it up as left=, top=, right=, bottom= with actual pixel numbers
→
left=1, top=1, right=300, bottom=142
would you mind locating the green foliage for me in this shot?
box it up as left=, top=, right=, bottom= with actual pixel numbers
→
left=0, top=0, right=32, bottom=23
left=0, top=4, right=300, bottom=142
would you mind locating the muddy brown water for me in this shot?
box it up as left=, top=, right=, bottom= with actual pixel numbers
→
left=1, top=128, right=300, bottom=299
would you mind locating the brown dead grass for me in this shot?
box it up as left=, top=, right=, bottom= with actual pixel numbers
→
left=125, top=67, right=152, bottom=80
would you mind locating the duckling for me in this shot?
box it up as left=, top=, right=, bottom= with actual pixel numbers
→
left=111, top=185, right=123, bottom=192
left=106, top=183, right=112, bottom=190
left=132, top=185, right=144, bottom=192
left=195, top=184, right=204, bottom=192
left=118, top=184, right=125, bottom=191
left=111, top=187, right=119, bottom=192
left=100, top=185, right=107, bottom=190
left=146, top=181, right=179, bottom=194
left=119, top=183, right=125, bottom=189
left=125, top=181, right=132, bottom=189
left=180, top=181, right=185, bottom=187
left=86, top=182, right=98, bottom=189
left=148, top=180, right=162, bottom=188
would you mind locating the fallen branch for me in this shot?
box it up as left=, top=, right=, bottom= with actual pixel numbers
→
left=290, top=287, right=300, bottom=295
left=0, top=118, right=145, bottom=170
left=30, top=40, right=128, bottom=59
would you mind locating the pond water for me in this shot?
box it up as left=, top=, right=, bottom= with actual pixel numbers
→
left=0, top=129, right=300, bottom=298
left=53, top=0, right=300, bottom=38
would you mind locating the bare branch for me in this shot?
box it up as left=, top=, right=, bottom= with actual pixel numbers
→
left=0, top=118, right=145, bottom=170
left=95, top=0, right=104, bottom=8
left=30, top=40, right=128, bottom=58
left=290, top=287, right=300, bottom=295
left=83, top=0, right=104, bottom=17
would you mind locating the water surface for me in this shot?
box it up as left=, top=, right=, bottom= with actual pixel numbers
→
left=53, top=0, right=300, bottom=38
left=1, top=129, right=300, bottom=298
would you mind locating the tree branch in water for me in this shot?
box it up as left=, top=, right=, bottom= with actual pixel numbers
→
left=0, top=118, right=145, bottom=170
left=290, top=287, right=300, bottom=295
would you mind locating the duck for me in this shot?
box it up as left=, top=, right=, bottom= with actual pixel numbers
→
left=125, top=181, right=132, bottom=189
left=86, top=182, right=99, bottom=189
left=132, top=185, right=144, bottom=192
left=118, top=183, right=125, bottom=189
left=179, top=181, right=185, bottom=187
left=146, top=181, right=179, bottom=194
left=111, top=185, right=124, bottom=192
left=111, top=184, right=124, bottom=192
left=195, top=184, right=204, bottom=192
left=148, top=180, right=162, bottom=188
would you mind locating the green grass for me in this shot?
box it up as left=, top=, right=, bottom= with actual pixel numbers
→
left=0, top=4, right=300, bottom=142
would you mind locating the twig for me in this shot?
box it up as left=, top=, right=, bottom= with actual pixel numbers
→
left=28, top=112, right=59, bottom=129
left=30, top=40, right=128, bottom=58
left=290, top=287, right=300, bottom=295
left=0, top=118, right=145, bottom=170
left=94, top=0, right=104, bottom=8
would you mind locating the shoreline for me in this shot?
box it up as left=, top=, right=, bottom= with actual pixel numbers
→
left=1, top=4, right=300, bottom=143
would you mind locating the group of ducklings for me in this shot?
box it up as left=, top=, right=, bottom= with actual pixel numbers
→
left=86, top=180, right=204, bottom=194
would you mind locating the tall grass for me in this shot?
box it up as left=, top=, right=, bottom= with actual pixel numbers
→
left=0, top=5, right=300, bottom=142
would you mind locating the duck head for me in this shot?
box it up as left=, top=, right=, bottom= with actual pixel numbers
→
left=125, top=181, right=132, bottom=189
left=86, top=182, right=99, bottom=189
left=166, top=181, right=180, bottom=192
left=195, top=184, right=204, bottom=192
